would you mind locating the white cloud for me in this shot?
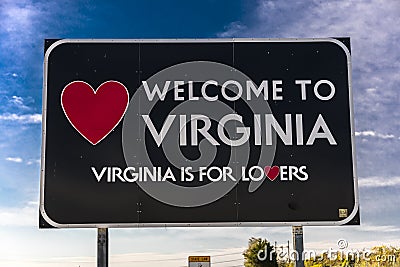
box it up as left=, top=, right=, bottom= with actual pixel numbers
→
left=217, top=0, right=400, bottom=181
left=355, top=131, right=396, bottom=139
left=5, top=157, right=23, bottom=163
left=0, top=0, right=87, bottom=58
left=110, top=227, right=290, bottom=258
left=0, top=248, right=245, bottom=267
left=9, top=95, right=31, bottom=110
left=217, top=21, right=247, bottom=38
left=0, top=113, right=41, bottom=123
left=0, top=202, right=36, bottom=226
left=0, top=258, right=94, bottom=267
left=3, top=72, right=19, bottom=78
left=11, top=96, right=23, bottom=106
left=356, top=224, right=400, bottom=233
left=108, top=248, right=244, bottom=266
left=218, top=0, right=400, bottom=136
left=1, top=2, right=36, bottom=33
left=0, top=1, right=43, bottom=73
left=26, top=159, right=40, bottom=165
left=5, top=157, right=40, bottom=166
left=359, top=176, right=400, bottom=188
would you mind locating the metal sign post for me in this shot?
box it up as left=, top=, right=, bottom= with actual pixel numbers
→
left=97, top=228, right=108, bottom=267
left=292, top=226, right=304, bottom=267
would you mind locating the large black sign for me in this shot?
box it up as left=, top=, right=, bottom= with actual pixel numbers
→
left=40, top=39, right=359, bottom=228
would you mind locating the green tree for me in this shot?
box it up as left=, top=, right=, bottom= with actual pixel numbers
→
left=243, top=237, right=279, bottom=267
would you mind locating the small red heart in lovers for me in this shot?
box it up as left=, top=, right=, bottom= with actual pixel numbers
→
left=61, top=81, right=129, bottom=145
left=264, top=166, right=280, bottom=181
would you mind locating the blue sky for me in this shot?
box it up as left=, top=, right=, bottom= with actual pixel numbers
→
left=0, top=0, right=399, bottom=266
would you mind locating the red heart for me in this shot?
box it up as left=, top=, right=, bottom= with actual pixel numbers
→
left=61, top=81, right=129, bottom=145
left=264, top=166, right=280, bottom=181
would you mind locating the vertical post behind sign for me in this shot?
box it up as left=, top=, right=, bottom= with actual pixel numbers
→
left=292, top=226, right=304, bottom=267
left=97, top=228, right=108, bottom=267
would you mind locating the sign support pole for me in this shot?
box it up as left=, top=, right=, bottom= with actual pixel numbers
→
left=292, top=226, right=304, bottom=267
left=97, top=228, right=108, bottom=267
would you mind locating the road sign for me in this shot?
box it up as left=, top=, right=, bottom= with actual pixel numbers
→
left=40, top=38, right=358, bottom=228
left=189, top=256, right=211, bottom=267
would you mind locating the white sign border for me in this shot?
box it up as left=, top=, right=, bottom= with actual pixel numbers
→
left=40, top=38, right=358, bottom=228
